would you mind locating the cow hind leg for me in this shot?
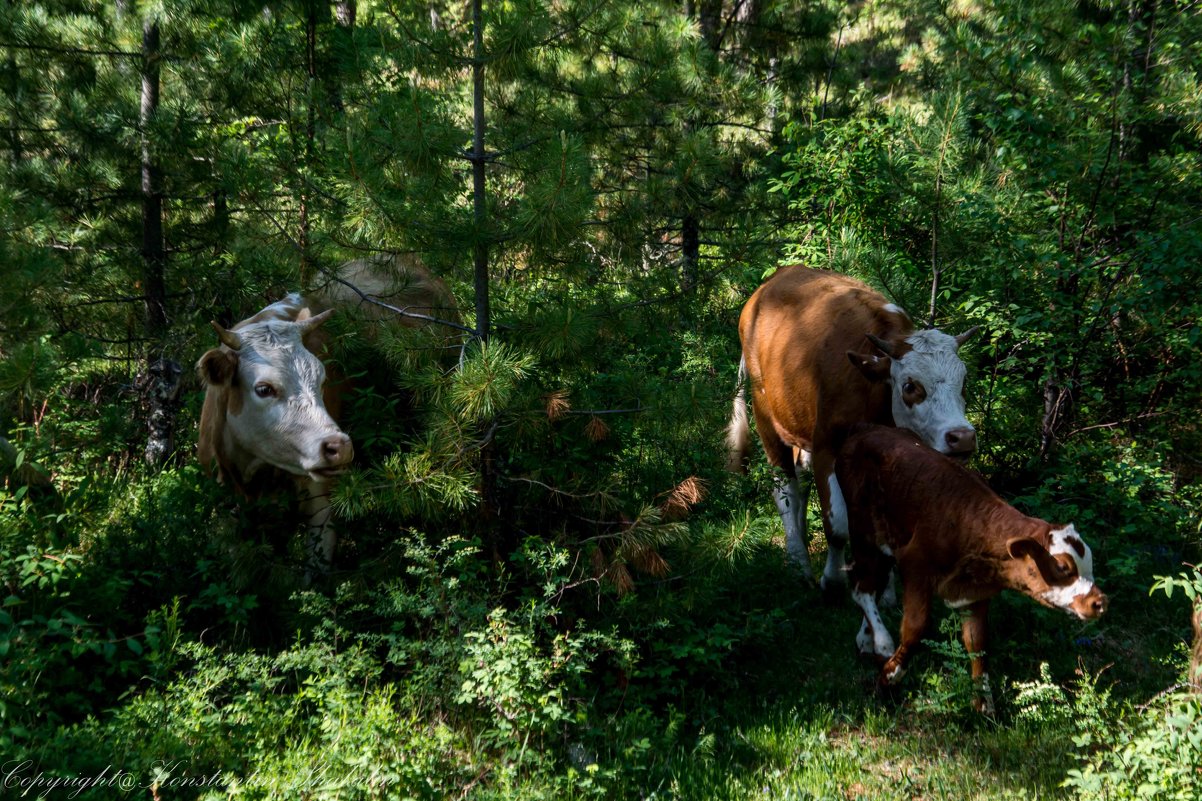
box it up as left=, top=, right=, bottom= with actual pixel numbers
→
left=815, top=454, right=849, bottom=598
left=773, top=474, right=814, bottom=580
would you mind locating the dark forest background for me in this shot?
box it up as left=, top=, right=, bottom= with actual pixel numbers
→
left=1, top=1, right=1200, bottom=798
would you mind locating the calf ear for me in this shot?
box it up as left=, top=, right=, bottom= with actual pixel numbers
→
left=1007, top=537, right=1062, bottom=584
left=848, top=351, right=892, bottom=382
left=197, top=348, right=238, bottom=386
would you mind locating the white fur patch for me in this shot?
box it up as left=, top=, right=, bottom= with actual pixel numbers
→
left=884, top=662, right=906, bottom=684
left=1049, top=525, right=1094, bottom=578
left=1041, top=577, right=1096, bottom=610
left=826, top=474, right=848, bottom=540
left=1041, top=524, right=1099, bottom=613
left=226, top=318, right=344, bottom=477
left=944, top=597, right=974, bottom=609
left=822, top=474, right=849, bottom=589
left=856, top=619, right=874, bottom=654
left=883, top=303, right=907, bottom=318
left=892, top=329, right=973, bottom=454
left=774, top=476, right=813, bottom=578
left=852, top=588, right=896, bottom=658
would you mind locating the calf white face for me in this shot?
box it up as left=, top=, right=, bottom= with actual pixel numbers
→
left=850, top=328, right=977, bottom=458
left=199, top=314, right=353, bottom=483
left=1008, top=524, right=1108, bottom=620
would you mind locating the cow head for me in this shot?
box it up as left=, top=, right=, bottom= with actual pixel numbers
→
left=1007, top=525, right=1108, bottom=620
left=847, top=327, right=978, bottom=459
left=197, top=311, right=353, bottom=483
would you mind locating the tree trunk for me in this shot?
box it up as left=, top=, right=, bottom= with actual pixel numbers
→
left=1191, top=599, right=1202, bottom=692
left=471, top=0, right=490, bottom=342
left=298, top=5, right=318, bottom=287
left=141, top=20, right=166, bottom=344
left=681, top=213, right=699, bottom=292
left=139, top=19, right=178, bottom=467
left=139, top=359, right=182, bottom=467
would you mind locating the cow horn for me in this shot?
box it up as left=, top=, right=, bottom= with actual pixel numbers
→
left=296, top=308, right=334, bottom=335
left=954, top=325, right=981, bottom=348
left=866, top=333, right=896, bottom=357
left=210, top=321, right=242, bottom=350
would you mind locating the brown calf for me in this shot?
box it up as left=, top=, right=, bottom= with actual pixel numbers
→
left=835, top=424, right=1107, bottom=713
left=728, top=266, right=977, bottom=590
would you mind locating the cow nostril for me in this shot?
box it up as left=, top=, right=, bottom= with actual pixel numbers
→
left=1092, top=597, right=1107, bottom=614
left=945, top=428, right=977, bottom=453
left=321, top=435, right=352, bottom=463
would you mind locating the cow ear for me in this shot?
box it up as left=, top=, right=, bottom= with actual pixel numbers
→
left=1007, top=537, right=1061, bottom=583
left=848, top=351, right=892, bottom=382
left=197, top=348, right=238, bottom=386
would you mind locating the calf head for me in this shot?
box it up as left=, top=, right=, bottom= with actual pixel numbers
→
left=1007, top=524, right=1108, bottom=620
left=848, top=327, right=978, bottom=459
left=197, top=311, right=353, bottom=484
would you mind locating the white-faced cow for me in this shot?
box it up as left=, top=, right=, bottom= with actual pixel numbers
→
left=197, top=255, right=459, bottom=573
left=835, top=424, right=1107, bottom=713
left=727, top=266, right=978, bottom=591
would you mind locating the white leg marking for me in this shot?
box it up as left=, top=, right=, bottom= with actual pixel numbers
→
left=975, top=673, right=996, bottom=715
left=796, top=448, right=813, bottom=472
left=852, top=588, right=895, bottom=658
left=773, top=476, right=813, bottom=578
left=300, top=479, right=336, bottom=578
left=856, top=619, right=874, bottom=655
left=821, top=474, right=849, bottom=590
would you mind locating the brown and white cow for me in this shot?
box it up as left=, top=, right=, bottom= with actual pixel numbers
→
left=835, top=424, right=1108, bottom=713
left=727, top=266, right=978, bottom=591
left=196, top=255, right=459, bottom=572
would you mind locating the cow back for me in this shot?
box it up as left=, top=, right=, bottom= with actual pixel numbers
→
left=739, top=267, right=911, bottom=453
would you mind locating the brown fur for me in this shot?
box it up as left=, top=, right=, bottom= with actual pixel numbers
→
left=733, top=267, right=911, bottom=477
left=836, top=424, right=1107, bottom=708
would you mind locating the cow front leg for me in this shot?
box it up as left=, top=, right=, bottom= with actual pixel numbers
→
left=960, top=601, right=994, bottom=715
left=773, top=473, right=814, bottom=580
left=299, top=479, right=336, bottom=581
left=881, top=582, right=931, bottom=686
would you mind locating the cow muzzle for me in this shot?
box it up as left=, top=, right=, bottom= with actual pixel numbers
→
left=308, top=433, right=354, bottom=480
left=943, top=427, right=977, bottom=461
left=1071, top=586, right=1108, bottom=621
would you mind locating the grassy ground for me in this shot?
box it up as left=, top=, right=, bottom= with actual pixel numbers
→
left=592, top=507, right=1185, bottom=801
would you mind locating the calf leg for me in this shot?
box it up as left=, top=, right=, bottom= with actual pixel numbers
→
left=853, top=587, right=896, bottom=660
left=960, top=601, right=995, bottom=715
left=881, top=581, right=931, bottom=686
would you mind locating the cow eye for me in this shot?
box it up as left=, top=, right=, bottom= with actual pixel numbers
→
left=903, top=381, right=916, bottom=394
left=254, top=383, right=277, bottom=399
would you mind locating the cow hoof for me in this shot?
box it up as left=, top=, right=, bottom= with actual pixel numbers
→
left=972, top=694, right=996, bottom=716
